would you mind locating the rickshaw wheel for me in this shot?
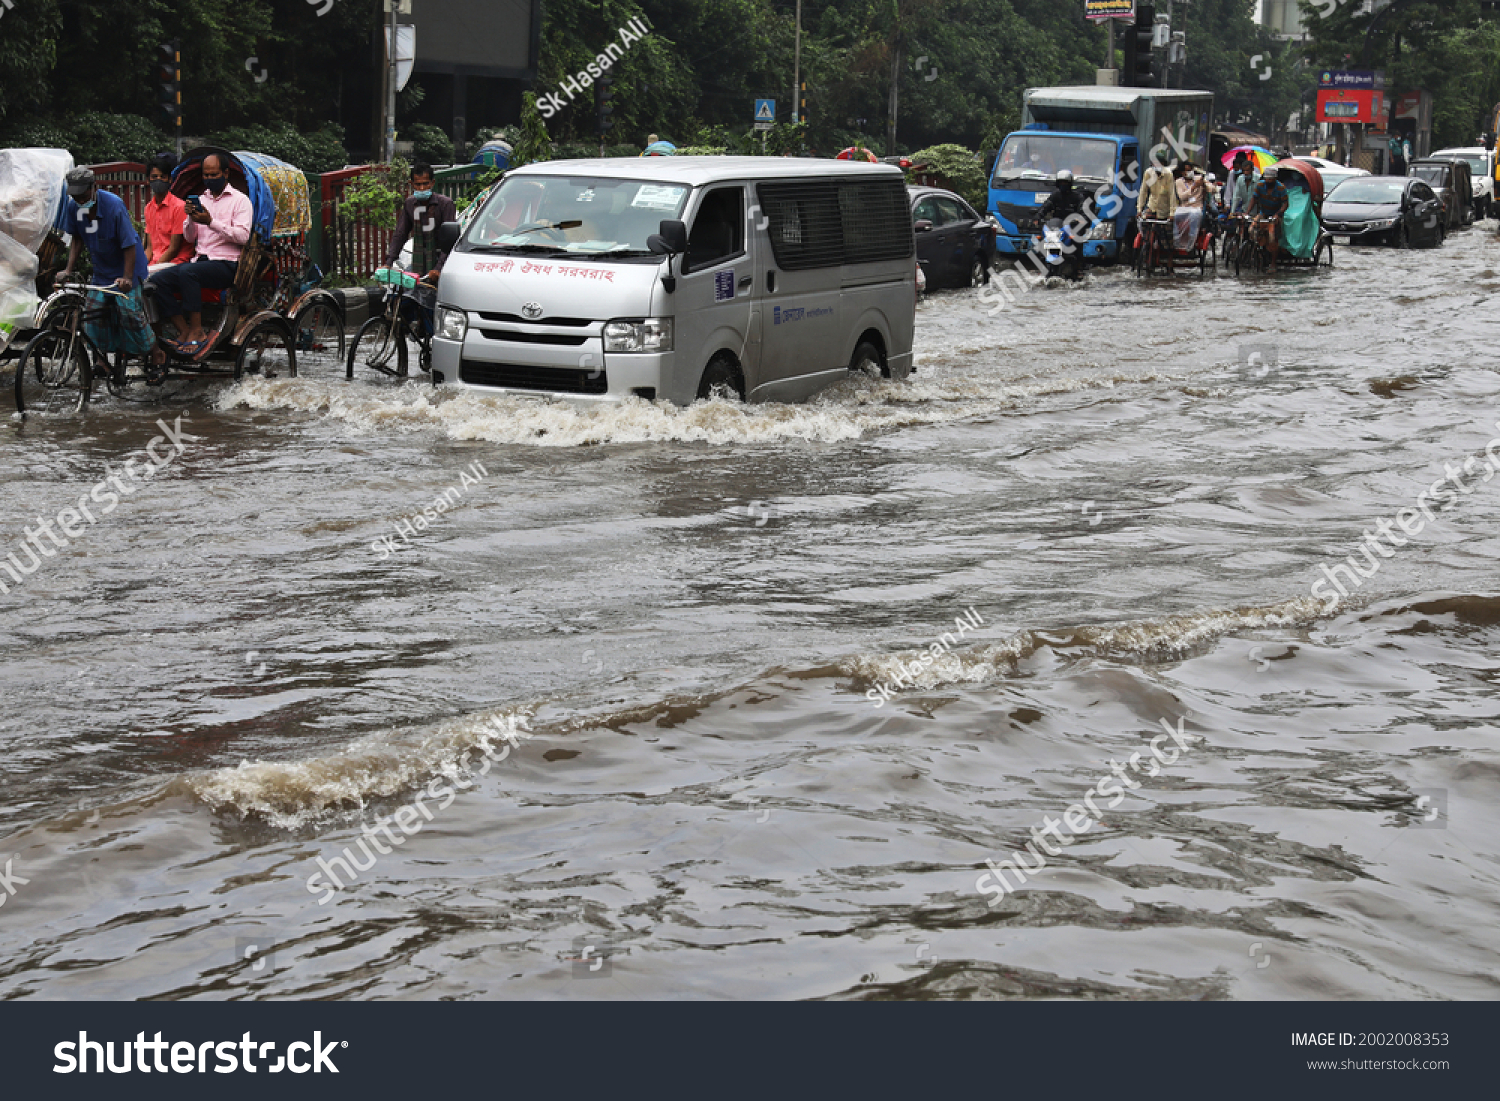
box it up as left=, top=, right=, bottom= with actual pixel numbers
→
left=235, top=319, right=297, bottom=381
left=14, top=328, right=92, bottom=418
left=348, top=315, right=408, bottom=380
left=292, top=297, right=346, bottom=379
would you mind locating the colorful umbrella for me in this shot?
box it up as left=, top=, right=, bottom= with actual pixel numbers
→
left=1221, top=145, right=1278, bottom=172
left=836, top=146, right=879, bottom=163
left=642, top=141, right=676, bottom=157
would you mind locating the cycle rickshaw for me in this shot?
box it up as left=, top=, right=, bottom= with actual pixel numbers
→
left=13, top=147, right=345, bottom=417
left=1229, top=159, right=1334, bottom=274
left=1134, top=207, right=1218, bottom=277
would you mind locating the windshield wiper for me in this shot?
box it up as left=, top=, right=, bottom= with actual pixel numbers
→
left=468, top=243, right=570, bottom=255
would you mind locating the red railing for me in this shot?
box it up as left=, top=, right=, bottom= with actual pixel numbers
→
left=89, top=161, right=151, bottom=224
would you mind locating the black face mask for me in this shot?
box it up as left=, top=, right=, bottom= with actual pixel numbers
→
left=150, top=179, right=170, bottom=198
left=204, top=176, right=228, bottom=195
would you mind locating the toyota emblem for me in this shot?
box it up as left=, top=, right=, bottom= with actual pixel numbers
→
left=521, top=301, right=543, bottom=320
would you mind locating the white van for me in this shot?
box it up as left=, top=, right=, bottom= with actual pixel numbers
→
left=429, top=157, right=916, bottom=405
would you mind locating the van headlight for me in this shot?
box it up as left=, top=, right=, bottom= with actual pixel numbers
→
left=603, top=318, right=674, bottom=353
left=437, top=307, right=467, bottom=341
left=1089, top=220, right=1115, bottom=240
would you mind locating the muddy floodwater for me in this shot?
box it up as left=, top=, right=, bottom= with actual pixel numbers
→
left=3, top=228, right=1499, bottom=1000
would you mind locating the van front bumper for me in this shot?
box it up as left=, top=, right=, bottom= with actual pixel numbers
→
left=432, top=335, right=670, bottom=403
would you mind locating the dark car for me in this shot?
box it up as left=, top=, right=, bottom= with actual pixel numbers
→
left=1322, top=176, right=1445, bottom=248
left=909, top=187, right=994, bottom=289
left=1407, top=157, right=1474, bottom=230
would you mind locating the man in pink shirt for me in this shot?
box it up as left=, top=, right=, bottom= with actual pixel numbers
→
left=150, top=153, right=253, bottom=352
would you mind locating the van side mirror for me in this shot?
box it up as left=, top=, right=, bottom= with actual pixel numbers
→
left=913, top=219, right=933, bottom=233
left=647, top=219, right=689, bottom=254
left=437, top=221, right=460, bottom=253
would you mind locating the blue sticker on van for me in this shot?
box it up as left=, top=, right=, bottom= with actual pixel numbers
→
left=715, top=271, right=735, bottom=301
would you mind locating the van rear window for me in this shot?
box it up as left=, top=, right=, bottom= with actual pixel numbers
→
left=756, top=178, right=912, bottom=270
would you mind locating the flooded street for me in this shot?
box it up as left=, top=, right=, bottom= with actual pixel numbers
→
left=3, top=226, right=1499, bottom=1000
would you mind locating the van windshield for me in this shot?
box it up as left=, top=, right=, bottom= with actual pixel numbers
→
left=461, top=175, right=692, bottom=254
left=993, top=136, right=1117, bottom=185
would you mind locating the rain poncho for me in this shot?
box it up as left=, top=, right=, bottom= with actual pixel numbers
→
left=0, top=148, right=73, bottom=346
left=1279, top=189, right=1318, bottom=260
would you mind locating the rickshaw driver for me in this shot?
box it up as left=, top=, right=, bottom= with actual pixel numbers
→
left=55, top=167, right=164, bottom=379
left=385, top=163, right=457, bottom=335
left=151, top=153, right=253, bottom=354
left=1247, top=165, right=1289, bottom=274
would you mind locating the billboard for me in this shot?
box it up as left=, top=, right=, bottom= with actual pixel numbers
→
left=1316, top=88, right=1385, bottom=125
left=1084, top=0, right=1135, bottom=20
left=410, top=0, right=540, bottom=78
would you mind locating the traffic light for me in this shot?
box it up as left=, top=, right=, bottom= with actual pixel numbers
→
left=156, top=41, right=181, bottom=130
left=1121, top=6, right=1155, bottom=89
left=595, top=74, right=614, bottom=139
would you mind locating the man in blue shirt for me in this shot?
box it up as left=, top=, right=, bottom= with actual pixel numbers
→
left=1248, top=165, right=1290, bottom=273
left=57, top=168, right=160, bottom=377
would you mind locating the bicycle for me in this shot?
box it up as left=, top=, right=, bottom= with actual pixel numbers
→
left=1218, top=213, right=1250, bottom=266
left=346, top=268, right=435, bottom=381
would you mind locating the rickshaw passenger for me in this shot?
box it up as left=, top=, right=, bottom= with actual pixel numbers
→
left=143, top=154, right=190, bottom=271
left=1248, top=165, right=1289, bottom=274
left=1226, top=153, right=1258, bottom=215
left=152, top=153, right=252, bottom=353
left=1173, top=161, right=1206, bottom=250
left=385, top=163, right=457, bottom=334
left=55, top=168, right=160, bottom=375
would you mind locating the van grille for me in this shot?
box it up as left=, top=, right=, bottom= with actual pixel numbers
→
left=476, top=311, right=592, bottom=327
left=480, top=330, right=589, bottom=346
left=460, top=359, right=608, bottom=395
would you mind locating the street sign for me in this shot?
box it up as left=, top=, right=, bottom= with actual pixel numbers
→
left=1084, top=0, right=1134, bottom=19
left=754, top=99, right=775, bottom=123
left=383, top=0, right=412, bottom=12
left=754, top=121, right=773, bottom=131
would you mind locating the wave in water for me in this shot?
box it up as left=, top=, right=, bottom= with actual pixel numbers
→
left=216, top=369, right=1173, bottom=448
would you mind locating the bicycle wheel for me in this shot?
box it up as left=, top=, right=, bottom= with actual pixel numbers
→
left=291, top=295, right=346, bottom=379
left=235, top=318, right=297, bottom=380
left=14, top=327, right=91, bottom=418
left=347, top=315, right=408, bottom=380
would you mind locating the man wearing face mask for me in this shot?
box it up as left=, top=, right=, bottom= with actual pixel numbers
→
left=142, top=153, right=189, bottom=271
left=56, top=167, right=160, bottom=376
left=385, top=163, right=457, bottom=337
left=151, top=152, right=253, bottom=354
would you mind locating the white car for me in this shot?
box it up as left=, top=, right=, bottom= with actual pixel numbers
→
left=1298, top=156, right=1370, bottom=192
left=1431, top=147, right=1494, bottom=219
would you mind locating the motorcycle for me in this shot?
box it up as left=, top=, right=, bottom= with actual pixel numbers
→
left=1034, top=217, right=1082, bottom=281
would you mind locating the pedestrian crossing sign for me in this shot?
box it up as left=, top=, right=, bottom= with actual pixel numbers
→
left=754, top=99, right=775, bottom=122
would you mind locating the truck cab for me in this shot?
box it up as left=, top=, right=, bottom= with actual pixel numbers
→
left=987, top=128, right=1137, bottom=264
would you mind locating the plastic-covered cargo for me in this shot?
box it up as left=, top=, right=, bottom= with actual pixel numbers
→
left=0, top=148, right=73, bottom=253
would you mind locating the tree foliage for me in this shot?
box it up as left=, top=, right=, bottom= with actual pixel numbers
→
left=3, top=0, right=1498, bottom=168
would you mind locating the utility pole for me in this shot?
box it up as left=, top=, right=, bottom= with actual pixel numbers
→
left=793, top=0, right=801, bottom=124
left=384, top=0, right=398, bottom=162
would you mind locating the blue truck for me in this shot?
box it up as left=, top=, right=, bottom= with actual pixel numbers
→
left=988, top=86, right=1215, bottom=265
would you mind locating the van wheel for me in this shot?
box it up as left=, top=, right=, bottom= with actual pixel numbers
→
left=696, top=356, right=743, bottom=401
left=849, top=339, right=885, bottom=378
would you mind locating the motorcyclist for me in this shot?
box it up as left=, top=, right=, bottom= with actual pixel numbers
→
left=1039, top=169, right=1087, bottom=223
